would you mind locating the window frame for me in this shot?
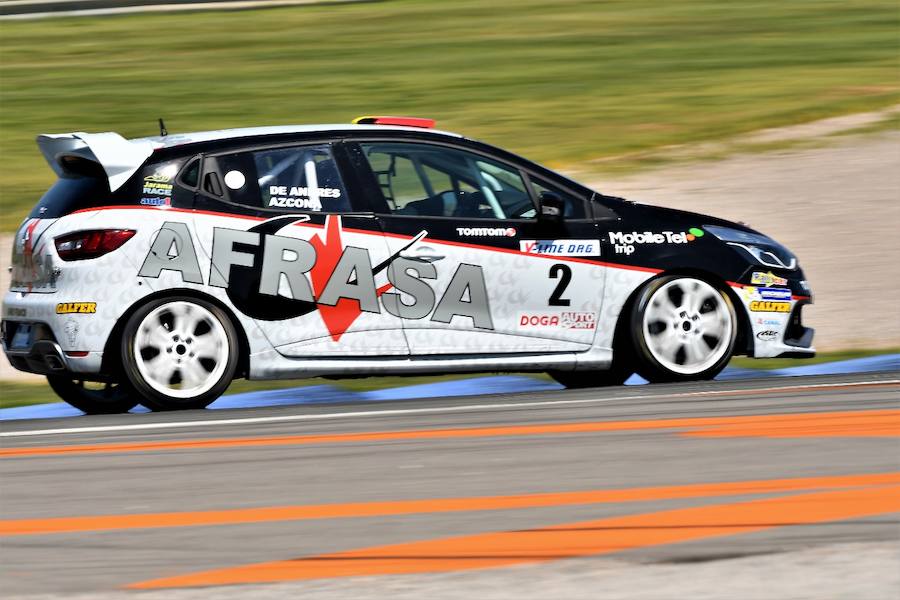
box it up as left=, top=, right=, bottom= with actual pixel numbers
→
left=345, top=138, right=596, bottom=223
left=195, top=139, right=370, bottom=215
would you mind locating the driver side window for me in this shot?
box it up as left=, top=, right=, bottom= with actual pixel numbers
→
left=359, top=142, right=534, bottom=219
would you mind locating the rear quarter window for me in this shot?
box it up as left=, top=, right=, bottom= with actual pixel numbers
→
left=28, top=157, right=192, bottom=220
left=28, top=175, right=111, bottom=220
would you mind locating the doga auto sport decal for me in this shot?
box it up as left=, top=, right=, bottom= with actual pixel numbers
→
left=138, top=216, right=494, bottom=340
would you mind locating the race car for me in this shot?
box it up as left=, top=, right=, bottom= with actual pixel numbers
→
left=1, top=116, right=814, bottom=413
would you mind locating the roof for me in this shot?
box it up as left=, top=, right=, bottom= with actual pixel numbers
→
left=132, top=123, right=462, bottom=149
left=37, top=123, right=462, bottom=192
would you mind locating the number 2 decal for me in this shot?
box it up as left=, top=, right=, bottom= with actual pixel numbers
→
left=549, top=263, right=572, bottom=306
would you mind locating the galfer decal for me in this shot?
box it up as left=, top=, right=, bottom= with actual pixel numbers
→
left=520, top=239, right=601, bottom=257
left=457, top=227, right=516, bottom=237
left=140, top=216, right=494, bottom=341
left=56, top=302, right=97, bottom=314
left=749, top=300, right=791, bottom=313
left=750, top=271, right=788, bottom=287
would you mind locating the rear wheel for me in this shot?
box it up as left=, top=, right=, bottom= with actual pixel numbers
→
left=46, top=376, right=138, bottom=414
left=631, top=275, right=737, bottom=382
left=120, top=297, right=239, bottom=411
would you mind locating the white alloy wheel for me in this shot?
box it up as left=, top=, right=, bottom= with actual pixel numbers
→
left=133, top=300, right=230, bottom=399
left=641, top=277, right=734, bottom=376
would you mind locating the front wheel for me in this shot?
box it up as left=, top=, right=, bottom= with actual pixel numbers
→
left=630, top=276, right=737, bottom=383
left=46, top=376, right=138, bottom=415
left=120, top=297, right=239, bottom=411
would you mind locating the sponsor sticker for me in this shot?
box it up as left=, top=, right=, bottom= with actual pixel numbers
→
left=518, top=311, right=597, bottom=330
left=756, top=316, right=784, bottom=327
left=757, top=287, right=792, bottom=301
left=142, top=181, right=173, bottom=197
left=756, top=330, right=779, bottom=342
left=5, top=307, right=26, bottom=317
left=607, top=228, right=703, bottom=255
left=456, top=227, right=516, bottom=237
left=224, top=170, right=246, bottom=190
left=140, top=197, right=171, bottom=207
left=64, top=320, right=79, bottom=346
left=267, top=185, right=341, bottom=211
left=143, top=165, right=178, bottom=184
left=56, top=302, right=97, bottom=314
left=750, top=271, right=788, bottom=287
left=520, top=239, right=601, bottom=257
left=749, top=300, right=791, bottom=313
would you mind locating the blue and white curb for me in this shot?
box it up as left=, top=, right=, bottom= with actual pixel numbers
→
left=2, top=354, right=898, bottom=421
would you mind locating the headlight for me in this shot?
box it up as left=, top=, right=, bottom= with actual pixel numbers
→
left=704, top=225, right=797, bottom=270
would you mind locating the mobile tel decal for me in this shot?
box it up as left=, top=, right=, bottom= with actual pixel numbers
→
left=138, top=216, right=494, bottom=341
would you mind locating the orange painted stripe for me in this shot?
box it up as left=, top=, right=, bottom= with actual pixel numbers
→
left=682, top=410, right=900, bottom=438
left=128, top=483, right=900, bottom=588
left=4, top=472, right=897, bottom=537
left=3, top=409, right=898, bottom=458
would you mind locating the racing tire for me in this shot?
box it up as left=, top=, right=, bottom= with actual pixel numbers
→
left=547, top=365, right=631, bottom=389
left=46, top=376, right=139, bottom=414
left=120, top=296, right=239, bottom=411
left=630, top=275, right=737, bottom=383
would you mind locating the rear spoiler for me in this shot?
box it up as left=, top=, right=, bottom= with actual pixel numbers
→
left=36, top=132, right=159, bottom=192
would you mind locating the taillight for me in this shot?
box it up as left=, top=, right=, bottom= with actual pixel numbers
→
left=55, top=229, right=136, bottom=261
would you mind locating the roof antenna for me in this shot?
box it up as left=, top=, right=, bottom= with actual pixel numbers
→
left=158, top=118, right=168, bottom=137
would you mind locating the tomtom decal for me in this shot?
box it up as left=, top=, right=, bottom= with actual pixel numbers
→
left=457, top=227, right=516, bottom=237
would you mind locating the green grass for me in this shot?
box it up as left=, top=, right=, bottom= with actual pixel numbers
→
left=1, top=348, right=895, bottom=409
left=1, top=0, right=898, bottom=231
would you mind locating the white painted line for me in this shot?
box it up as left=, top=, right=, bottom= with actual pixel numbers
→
left=1, top=379, right=896, bottom=439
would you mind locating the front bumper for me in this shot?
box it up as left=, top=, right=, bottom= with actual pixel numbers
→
left=730, top=272, right=815, bottom=359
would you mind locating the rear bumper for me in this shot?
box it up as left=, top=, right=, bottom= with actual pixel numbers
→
left=4, top=339, right=69, bottom=375
left=2, top=319, right=103, bottom=376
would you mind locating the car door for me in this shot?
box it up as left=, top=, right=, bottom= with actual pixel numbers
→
left=189, top=141, right=409, bottom=357
left=344, top=139, right=606, bottom=356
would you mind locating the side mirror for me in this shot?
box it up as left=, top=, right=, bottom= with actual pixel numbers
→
left=538, top=191, right=565, bottom=222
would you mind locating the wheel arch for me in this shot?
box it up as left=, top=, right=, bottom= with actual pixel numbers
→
left=101, top=288, right=252, bottom=379
left=611, top=268, right=751, bottom=361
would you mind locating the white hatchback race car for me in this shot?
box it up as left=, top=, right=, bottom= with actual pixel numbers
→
left=2, top=116, right=814, bottom=413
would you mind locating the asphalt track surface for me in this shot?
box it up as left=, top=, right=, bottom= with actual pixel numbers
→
left=2, top=371, right=899, bottom=599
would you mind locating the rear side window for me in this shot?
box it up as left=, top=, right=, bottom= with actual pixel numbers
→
left=28, top=175, right=110, bottom=220
left=204, top=144, right=350, bottom=213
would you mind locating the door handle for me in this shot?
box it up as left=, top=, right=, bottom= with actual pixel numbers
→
left=400, top=245, right=445, bottom=262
